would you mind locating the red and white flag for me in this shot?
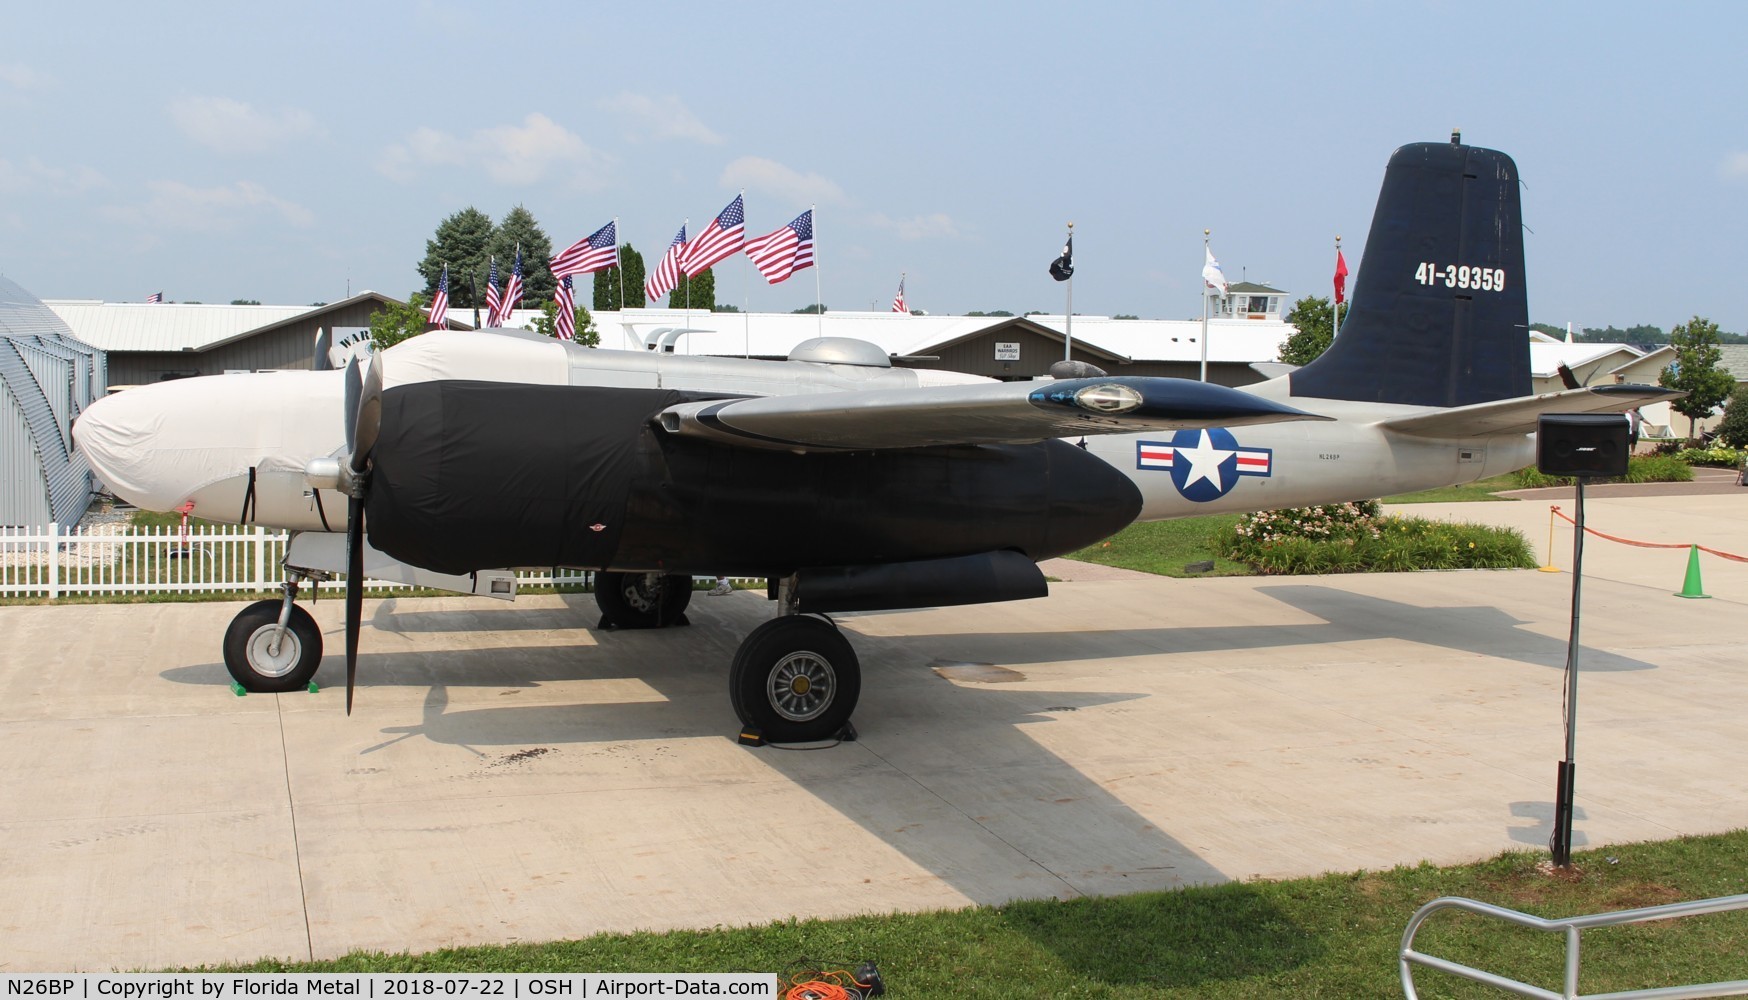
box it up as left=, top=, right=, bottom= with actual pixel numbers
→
left=483, top=257, right=503, bottom=326
left=745, top=209, right=814, bottom=285
left=554, top=275, right=576, bottom=341
left=682, top=195, right=744, bottom=276
left=645, top=224, right=687, bottom=304
left=428, top=264, right=450, bottom=328
left=551, top=221, right=618, bottom=278
left=891, top=275, right=906, bottom=313
left=1333, top=249, right=1349, bottom=305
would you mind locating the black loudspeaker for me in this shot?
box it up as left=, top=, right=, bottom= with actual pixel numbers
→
left=1538, top=414, right=1630, bottom=478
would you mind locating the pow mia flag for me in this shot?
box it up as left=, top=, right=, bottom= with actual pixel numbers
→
left=1048, top=231, right=1074, bottom=281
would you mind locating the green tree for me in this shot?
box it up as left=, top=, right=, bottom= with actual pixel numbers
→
left=1659, top=315, right=1738, bottom=443
left=621, top=244, right=647, bottom=309
left=664, top=268, right=717, bottom=311
left=1280, top=296, right=1337, bottom=366
left=531, top=297, right=600, bottom=347
left=368, top=292, right=431, bottom=351
left=489, top=205, right=555, bottom=305
left=791, top=303, right=828, bottom=314
left=230, top=299, right=261, bottom=305
left=590, top=247, right=645, bottom=311
left=420, top=208, right=493, bottom=309
left=1715, top=384, right=1748, bottom=448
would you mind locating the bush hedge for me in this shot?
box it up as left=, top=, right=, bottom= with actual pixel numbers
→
left=1512, top=454, right=1694, bottom=488
left=1670, top=445, right=1742, bottom=468
left=1211, top=501, right=1536, bottom=575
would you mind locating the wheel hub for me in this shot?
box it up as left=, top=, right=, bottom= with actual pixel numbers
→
left=769, top=651, right=834, bottom=722
left=245, top=625, right=303, bottom=678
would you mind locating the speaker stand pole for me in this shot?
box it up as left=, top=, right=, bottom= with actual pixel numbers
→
left=1552, top=475, right=1586, bottom=868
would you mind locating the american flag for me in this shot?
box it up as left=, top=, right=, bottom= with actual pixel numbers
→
left=681, top=195, right=744, bottom=276
left=502, top=246, right=525, bottom=319
left=744, top=209, right=814, bottom=285
left=484, top=257, right=503, bottom=326
left=428, top=265, right=450, bottom=328
left=645, top=224, right=687, bottom=304
left=891, top=275, right=906, bottom=313
left=550, top=221, right=618, bottom=278
left=145, top=291, right=162, bottom=303
left=554, top=275, right=576, bottom=341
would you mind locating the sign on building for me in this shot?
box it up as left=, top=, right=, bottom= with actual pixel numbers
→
left=994, top=342, right=1020, bottom=361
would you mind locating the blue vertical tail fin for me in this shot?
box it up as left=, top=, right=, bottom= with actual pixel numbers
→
left=1290, top=140, right=1531, bottom=407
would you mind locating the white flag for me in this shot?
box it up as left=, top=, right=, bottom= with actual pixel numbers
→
left=1202, top=246, right=1229, bottom=294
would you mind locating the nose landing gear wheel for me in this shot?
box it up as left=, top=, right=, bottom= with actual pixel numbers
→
left=594, top=571, right=693, bottom=628
left=730, top=616, right=860, bottom=743
left=223, top=600, right=324, bottom=692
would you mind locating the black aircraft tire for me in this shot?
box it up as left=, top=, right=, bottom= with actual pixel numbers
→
left=222, top=600, right=324, bottom=693
left=729, top=616, right=860, bottom=743
left=594, top=571, right=693, bottom=628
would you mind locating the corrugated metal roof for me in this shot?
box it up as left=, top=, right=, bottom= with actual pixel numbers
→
left=573, top=309, right=1295, bottom=365
left=41, top=299, right=315, bottom=352
left=1528, top=342, right=1643, bottom=379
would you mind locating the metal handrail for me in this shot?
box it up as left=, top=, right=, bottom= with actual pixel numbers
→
left=1400, top=893, right=1748, bottom=999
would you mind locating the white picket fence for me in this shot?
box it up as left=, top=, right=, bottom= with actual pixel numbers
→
left=0, top=523, right=593, bottom=599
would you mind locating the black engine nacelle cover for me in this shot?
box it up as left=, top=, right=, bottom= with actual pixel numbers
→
left=367, top=380, right=1143, bottom=578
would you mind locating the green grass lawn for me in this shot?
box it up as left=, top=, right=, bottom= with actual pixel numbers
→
left=1065, top=513, right=1250, bottom=577
left=202, top=831, right=1748, bottom=997
left=1382, top=472, right=1525, bottom=504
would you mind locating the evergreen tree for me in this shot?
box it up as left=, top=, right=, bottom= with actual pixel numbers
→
left=1280, top=296, right=1336, bottom=366
left=489, top=205, right=555, bottom=305
left=419, top=208, right=493, bottom=309
left=1659, top=315, right=1737, bottom=443
left=665, top=268, right=717, bottom=311
left=620, top=244, right=647, bottom=309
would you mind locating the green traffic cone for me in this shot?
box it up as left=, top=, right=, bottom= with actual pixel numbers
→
left=1675, top=545, right=1711, bottom=599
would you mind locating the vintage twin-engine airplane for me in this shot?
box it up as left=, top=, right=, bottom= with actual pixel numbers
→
left=75, top=139, right=1676, bottom=742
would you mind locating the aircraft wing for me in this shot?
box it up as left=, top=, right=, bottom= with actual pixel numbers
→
left=658, top=376, right=1330, bottom=451
left=1378, top=383, right=1683, bottom=439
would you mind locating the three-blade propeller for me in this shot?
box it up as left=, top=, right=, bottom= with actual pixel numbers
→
left=341, top=355, right=383, bottom=714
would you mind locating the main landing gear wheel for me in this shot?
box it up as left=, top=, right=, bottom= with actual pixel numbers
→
left=223, top=600, right=323, bottom=692
left=729, top=616, right=861, bottom=744
left=594, top=571, right=693, bottom=628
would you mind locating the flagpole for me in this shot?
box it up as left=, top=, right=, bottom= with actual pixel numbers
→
left=1064, top=222, right=1074, bottom=362
left=1200, top=229, right=1210, bottom=382
left=614, top=218, right=624, bottom=312
left=1333, top=235, right=1343, bottom=337
left=812, top=204, right=822, bottom=337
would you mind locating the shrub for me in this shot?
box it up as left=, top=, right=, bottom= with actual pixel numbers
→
left=1213, top=503, right=1535, bottom=575
left=1511, top=454, right=1694, bottom=488
left=1671, top=446, right=1742, bottom=468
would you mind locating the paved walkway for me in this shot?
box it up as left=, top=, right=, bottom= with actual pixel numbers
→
left=0, top=493, right=1743, bottom=970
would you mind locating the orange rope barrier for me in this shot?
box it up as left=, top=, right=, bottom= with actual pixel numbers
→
left=1550, top=505, right=1748, bottom=563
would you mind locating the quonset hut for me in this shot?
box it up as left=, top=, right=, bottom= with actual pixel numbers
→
left=0, top=276, right=105, bottom=526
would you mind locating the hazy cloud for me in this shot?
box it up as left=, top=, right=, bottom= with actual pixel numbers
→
left=0, top=63, right=49, bottom=89
left=103, top=180, right=314, bottom=232
left=597, top=92, right=724, bottom=144
left=1721, top=152, right=1748, bottom=179
left=720, top=156, right=845, bottom=207
left=0, top=157, right=109, bottom=195
left=169, top=96, right=319, bottom=155
left=376, top=113, right=606, bottom=187
left=865, top=211, right=961, bottom=241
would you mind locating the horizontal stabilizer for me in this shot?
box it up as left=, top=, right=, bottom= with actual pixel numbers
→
left=1378, top=384, right=1683, bottom=439
left=658, top=376, right=1330, bottom=451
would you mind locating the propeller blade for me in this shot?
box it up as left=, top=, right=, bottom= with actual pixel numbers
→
left=351, top=352, right=384, bottom=475
left=342, top=356, right=362, bottom=460
left=345, top=494, right=364, bottom=715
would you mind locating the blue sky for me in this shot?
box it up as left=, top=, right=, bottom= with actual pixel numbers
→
left=4, top=1, right=1745, bottom=332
